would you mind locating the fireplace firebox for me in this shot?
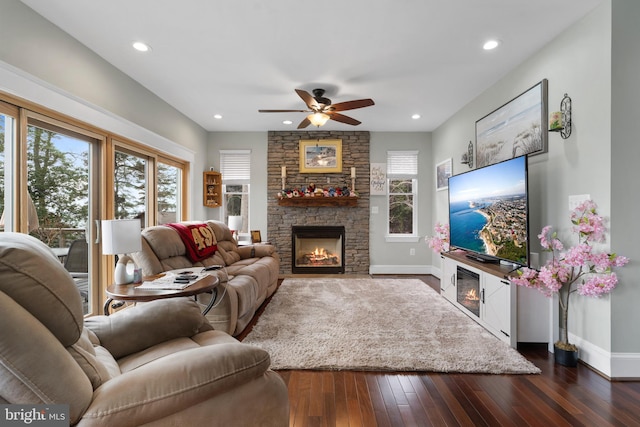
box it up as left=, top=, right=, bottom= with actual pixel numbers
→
left=457, top=265, right=480, bottom=317
left=291, top=226, right=345, bottom=274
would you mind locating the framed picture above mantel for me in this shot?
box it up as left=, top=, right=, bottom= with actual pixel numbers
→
left=476, top=79, right=548, bottom=168
left=299, top=139, right=342, bottom=173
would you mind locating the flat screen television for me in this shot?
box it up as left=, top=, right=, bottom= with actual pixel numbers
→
left=447, top=155, right=529, bottom=266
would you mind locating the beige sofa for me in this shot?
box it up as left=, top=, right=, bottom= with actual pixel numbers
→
left=132, top=220, right=280, bottom=336
left=0, top=232, right=288, bottom=426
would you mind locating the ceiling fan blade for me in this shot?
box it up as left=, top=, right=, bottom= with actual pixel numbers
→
left=258, top=109, right=308, bottom=113
left=330, top=98, right=375, bottom=112
left=295, top=89, right=320, bottom=110
left=297, top=117, right=311, bottom=129
left=328, top=112, right=361, bottom=126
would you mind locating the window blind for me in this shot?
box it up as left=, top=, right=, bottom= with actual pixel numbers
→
left=387, top=151, right=418, bottom=178
left=220, top=150, right=251, bottom=184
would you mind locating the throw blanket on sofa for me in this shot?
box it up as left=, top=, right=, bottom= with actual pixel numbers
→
left=165, top=223, right=218, bottom=262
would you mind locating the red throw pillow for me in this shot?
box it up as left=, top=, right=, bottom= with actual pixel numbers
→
left=165, top=223, right=218, bottom=262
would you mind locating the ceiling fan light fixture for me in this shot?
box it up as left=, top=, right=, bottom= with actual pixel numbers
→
left=308, top=112, right=330, bottom=127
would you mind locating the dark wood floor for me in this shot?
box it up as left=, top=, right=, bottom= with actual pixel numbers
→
left=239, top=275, right=640, bottom=427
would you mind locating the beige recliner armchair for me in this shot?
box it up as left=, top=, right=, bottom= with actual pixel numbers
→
left=0, top=233, right=289, bottom=426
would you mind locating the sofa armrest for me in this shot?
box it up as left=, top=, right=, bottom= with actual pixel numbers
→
left=236, top=244, right=276, bottom=259
left=84, top=298, right=207, bottom=359
left=81, top=342, right=271, bottom=426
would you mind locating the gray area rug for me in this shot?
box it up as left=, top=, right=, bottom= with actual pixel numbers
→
left=242, top=278, right=541, bottom=374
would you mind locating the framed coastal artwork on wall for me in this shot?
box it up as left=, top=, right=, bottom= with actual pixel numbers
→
left=476, top=79, right=548, bottom=168
left=436, top=158, right=452, bottom=191
left=299, top=139, right=342, bottom=173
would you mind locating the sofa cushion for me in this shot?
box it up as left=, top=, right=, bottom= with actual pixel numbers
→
left=217, top=246, right=241, bottom=265
left=84, top=298, right=207, bottom=359
left=67, top=328, right=117, bottom=390
left=0, top=290, right=93, bottom=418
left=165, top=222, right=217, bottom=262
left=0, top=233, right=83, bottom=346
left=227, top=275, right=260, bottom=319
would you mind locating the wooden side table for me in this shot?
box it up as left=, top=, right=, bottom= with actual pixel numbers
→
left=104, top=274, right=220, bottom=315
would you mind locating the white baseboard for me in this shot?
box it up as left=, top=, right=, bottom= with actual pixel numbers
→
left=610, top=352, right=640, bottom=379
left=369, top=265, right=433, bottom=275
left=568, top=333, right=640, bottom=379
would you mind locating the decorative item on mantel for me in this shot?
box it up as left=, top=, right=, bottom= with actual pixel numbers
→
left=510, top=200, right=628, bottom=367
left=281, top=166, right=287, bottom=189
left=549, top=93, right=572, bottom=139
left=277, top=182, right=358, bottom=207
left=460, top=141, right=474, bottom=169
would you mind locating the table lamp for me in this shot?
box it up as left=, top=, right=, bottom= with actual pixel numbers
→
left=101, top=219, right=142, bottom=285
left=228, top=216, right=242, bottom=241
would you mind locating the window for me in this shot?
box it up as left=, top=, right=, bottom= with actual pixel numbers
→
left=220, top=150, right=250, bottom=233
left=387, top=150, right=418, bottom=241
left=1, top=92, right=189, bottom=317
left=157, top=160, right=182, bottom=225
left=113, top=143, right=187, bottom=227
left=25, top=113, right=103, bottom=316
left=114, top=149, right=148, bottom=222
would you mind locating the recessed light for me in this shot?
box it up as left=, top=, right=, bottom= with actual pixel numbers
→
left=483, top=40, right=500, bottom=50
left=411, top=114, right=421, bottom=120
left=214, top=114, right=222, bottom=119
left=283, top=120, right=293, bottom=125
left=132, top=41, right=151, bottom=52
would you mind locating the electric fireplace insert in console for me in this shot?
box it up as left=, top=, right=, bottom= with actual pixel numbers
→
left=456, top=265, right=480, bottom=317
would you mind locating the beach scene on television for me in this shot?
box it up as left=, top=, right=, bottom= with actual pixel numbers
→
left=448, top=156, right=528, bottom=265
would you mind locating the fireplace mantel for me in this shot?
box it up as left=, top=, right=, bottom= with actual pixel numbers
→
left=277, top=197, right=358, bottom=207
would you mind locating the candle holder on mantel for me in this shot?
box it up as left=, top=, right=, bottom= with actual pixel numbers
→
left=350, top=167, right=356, bottom=194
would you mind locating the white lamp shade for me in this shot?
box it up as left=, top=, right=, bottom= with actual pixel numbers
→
left=228, top=216, right=242, bottom=232
left=101, top=219, right=142, bottom=255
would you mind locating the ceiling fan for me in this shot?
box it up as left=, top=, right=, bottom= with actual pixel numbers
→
left=259, top=88, right=375, bottom=129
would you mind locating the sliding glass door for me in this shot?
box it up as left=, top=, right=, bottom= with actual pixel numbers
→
left=26, top=114, right=103, bottom=315
left=0, top=101, right=18, bottom=232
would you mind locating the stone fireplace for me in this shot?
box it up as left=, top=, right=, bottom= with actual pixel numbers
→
left=266, top=130, right=370, bottom=275
left=292, top=226, right=345, bottom=274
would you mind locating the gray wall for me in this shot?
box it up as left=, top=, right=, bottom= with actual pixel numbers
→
left=369, top=132, right=433, bottom=273
left=0, top=0, right=209, bottom=218
left=610, top=0, right=640, bottom=360
left=432, top=0, right=640, bottom=374
left=206, top=132, right=269, bottom=236
left=207, top=131, right=434, bottom=272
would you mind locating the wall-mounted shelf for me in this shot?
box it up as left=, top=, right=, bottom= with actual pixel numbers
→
left=277, top=197, right=358, bottom=207
left=203, top=171, right=222, bottom=207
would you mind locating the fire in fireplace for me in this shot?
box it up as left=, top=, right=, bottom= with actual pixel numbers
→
left=291, top=226, right=345, bottom=274
left=456, top=265, right=480, bottom=317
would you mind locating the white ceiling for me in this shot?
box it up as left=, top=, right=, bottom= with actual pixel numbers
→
left=21, top=0, right=602, bottom=133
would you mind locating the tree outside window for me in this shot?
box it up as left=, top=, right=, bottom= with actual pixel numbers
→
left=389, top=179, right=415, bottom=234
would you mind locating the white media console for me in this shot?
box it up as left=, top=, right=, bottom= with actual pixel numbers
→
left=440, top=251, right=520, bottom=347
